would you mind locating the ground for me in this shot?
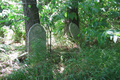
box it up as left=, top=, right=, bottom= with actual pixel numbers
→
left=0, top=42, right=26, bottom=78
left=0, top=26, right=81, bottom=79
left=0, top=27, right=26, bottom=78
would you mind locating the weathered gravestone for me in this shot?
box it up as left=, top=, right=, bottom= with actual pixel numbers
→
left=69, top=22, right=81, bottom=48
left=69, top=22, right=80, bottom=41
left=28, top=23, right=46, bottom=54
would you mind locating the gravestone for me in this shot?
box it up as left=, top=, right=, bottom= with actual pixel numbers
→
left=69, top=22, right=80, bottom=40
left=28, top=23, right=46, bottom=54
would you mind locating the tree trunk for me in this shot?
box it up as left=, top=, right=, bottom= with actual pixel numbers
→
left=64, top=1, right=79, bottom=35
left=22, top=0, right=40, bottom=51
left=68, top=3, right=79, bottom=27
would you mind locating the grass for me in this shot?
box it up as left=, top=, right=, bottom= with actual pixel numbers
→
left=59, top=44, right=120, bottom=80
left=1, top=42, right=120, bottom=80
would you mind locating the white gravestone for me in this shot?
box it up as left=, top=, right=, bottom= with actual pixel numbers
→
left=28, top=23, right=46, bottom=54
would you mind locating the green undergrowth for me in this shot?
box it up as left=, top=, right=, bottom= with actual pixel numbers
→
left=2, top=43, right=120, bottom=80
left=2, top=64, right=53, bottom=80
left=57, top=44, right=120, bottom=80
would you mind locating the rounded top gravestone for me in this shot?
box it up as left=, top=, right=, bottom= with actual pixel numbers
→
left=69, top=22, right=80, bottom=40
left=28, top=23, right=46, bottom=54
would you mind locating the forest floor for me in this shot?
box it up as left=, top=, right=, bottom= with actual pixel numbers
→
left=0, top=41, right=26, bottom=78
left=0, top=27, right=26, bottom=78
left=0, top=27, right=80, bottom=79
left=0, top=35, right=120, bottom=80
left=0, top=41, right=78, bottom=79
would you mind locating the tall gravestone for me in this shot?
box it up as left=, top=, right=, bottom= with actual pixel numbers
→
left=69, top=22, right=80, bottom=40
left=28, top=23, right=46, bottom=54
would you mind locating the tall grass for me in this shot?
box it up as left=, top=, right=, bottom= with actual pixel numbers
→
left=56, top=44, right=120, bottom=80
left=3, top=43, right=120, bottom=80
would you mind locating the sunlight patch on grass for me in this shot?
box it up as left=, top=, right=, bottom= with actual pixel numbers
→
left=8, top=52, right=19, bottom=61
left=3, top=26, right=14, bottom=45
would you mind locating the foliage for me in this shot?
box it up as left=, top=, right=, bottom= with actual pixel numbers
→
left=106, top=29, right=120, bottom=43
left=3, top=43, right=120, bottom=80
left=1, top=0, right=119, bottom=44
left=28, top=39, right=47, bottom=66
left=0, top=27, right=5, bottom=37
left=4, top=64, right=53, bottom=80
left=37, top=0, right=120, bottom=46
left=55, top=44, right=120, bottom=80
left=4, top=39, right=54, bottom=80
left=11, top=23, right=25, bottom=42
left=78, top=0, right=120, bottom=45
left=0, top=1, right=25, bottom=42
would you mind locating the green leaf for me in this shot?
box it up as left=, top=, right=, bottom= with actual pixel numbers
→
left=69, top=12, right=77, bottom=20
left=24, top=16, right=29, bottom=21
left=116, top=34, right=120, bottom=36
left=28, top=5, right=31, bottom=8
left=0, top=20, right=6, bottom=23
left=115, top=0, right=120, bottom=3
left=51, top=0, right=55, bottom=4
left=1, top=5, right=5, bottom=9
left=64, top=12, right=67, bottom=17
left=9, top=14, right=15, bottom=19
left=37, top=4, right=42, bottom=11
left=10, top=5, right=14, bottom=8
left=77, top=34, right=80, bottom=37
